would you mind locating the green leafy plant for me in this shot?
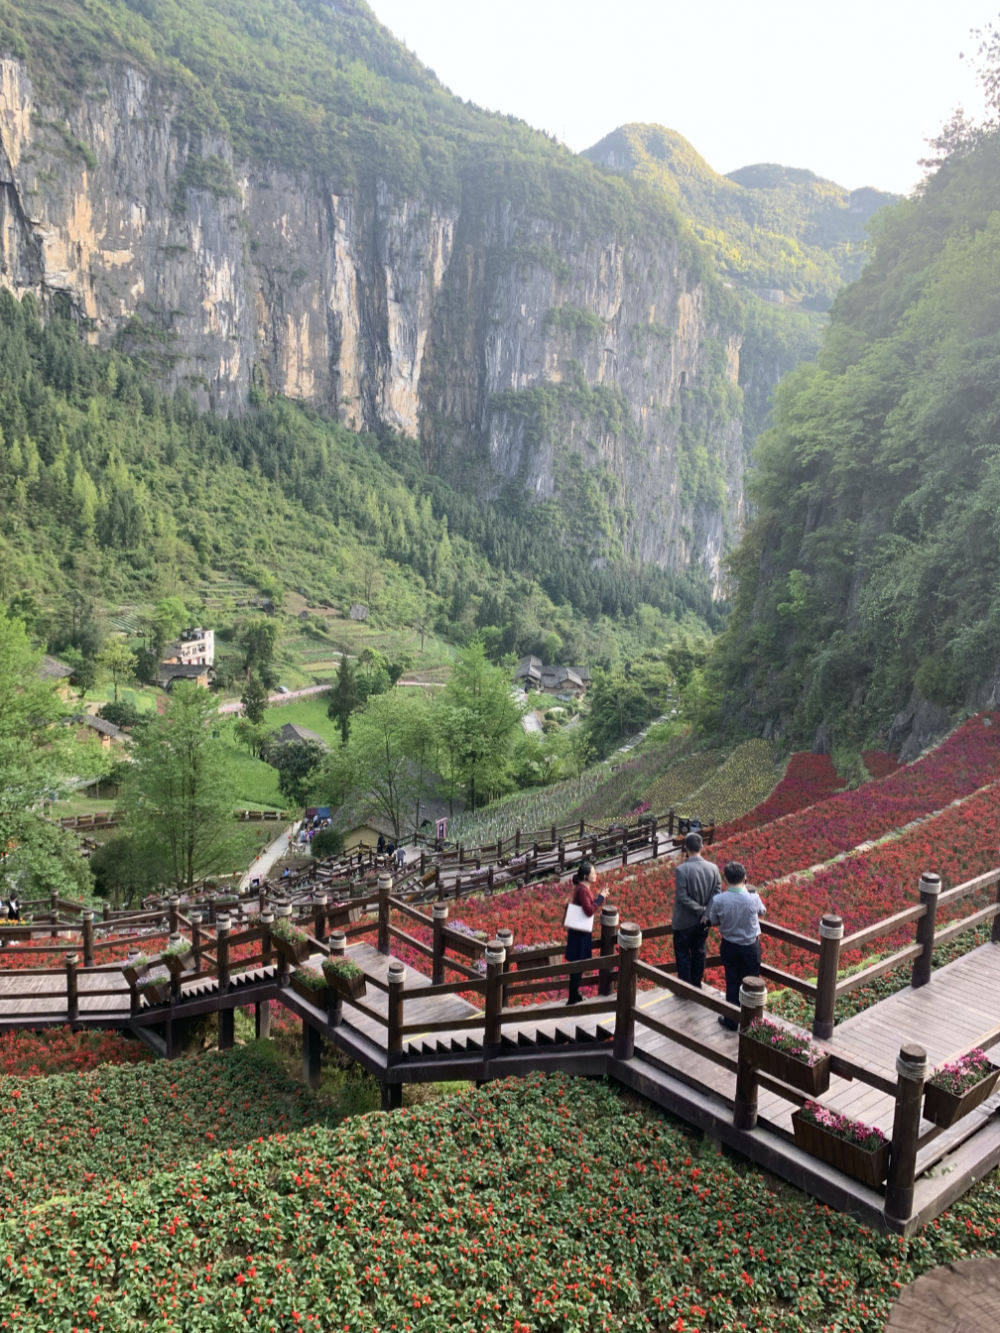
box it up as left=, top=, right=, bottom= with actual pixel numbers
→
left=322, top=957, right=364, bottom=982
left=291, top=964, right=327, bottom=992
left=744, top=1015, right=826, bottom=1067
left=929, top=1048, right=997, bottom=1095
left=270, top=917, right=309, bottom=947
left=797, top=1099, right=887, bottom=1151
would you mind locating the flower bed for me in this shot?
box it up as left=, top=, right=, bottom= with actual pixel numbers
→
left=723, top=752, right=845, bottom=836
left=1, top=1070, right=999, bottom=1332
left=0, top=1027, right=151, bottom=1076
left=710, top=713, right=1000, bottom=885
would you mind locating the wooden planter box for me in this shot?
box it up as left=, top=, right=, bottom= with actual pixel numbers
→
left=274, top=934, right=311, bottom=966
left=791, top=1110, right=889, bottom=1188
left=137, top=976, right=172, bottom=1006
left=923, top=1067, right=1000, bottom=1128
left=322, top=964, right=366, bottom=1001
left=290, top=972, right=328, bottom=1006
left=163, top=950, right=195, bottom=982
left=745, top=1036, right=831, bottom=1096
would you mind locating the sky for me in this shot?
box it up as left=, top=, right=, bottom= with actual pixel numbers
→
left=367, top=1, right=998, bottom=195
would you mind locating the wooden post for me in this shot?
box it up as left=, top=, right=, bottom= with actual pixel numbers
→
left=386, top=959, right=406, bottom=1065
left=550, top=824, right=556, bottom=844
left=993, top=868, right=1000, bottom=945
left=327, top=930, right=346, bottom=1027
left=168, top=896, right=179, bottom=935
left=302, top=1022, right=322, bottom=1090
left=484, top=939, right=506, bottom=1051
left=168, top=932, right=184, bottom=1000
left=260, top=909, right=273, bottom=967
left=126, top=948, right=141, bottom=1016
left=434, top=864, right=441, bottom=892
left=487, top=865, right=494, bottom=892
left=812, top=914, right=843, bottom=1040
left=377, top=872, right=392, bottom=955
left=885, top=1044, right=928, bottom=1227
left=558, top=839, right=566, bottom=872
left=668, top=809, right=674, bottom=836
left=579, top=819, right=585, bottom=839
left=496, top=928, right=514, bottom=1006
left=599, top=905, right=620, bottom=997
left=216, top=913, right=233, bottom=1051
left=432, top=903, right=448, bottom=985
left=420, top=849, right=426, bottom=874
left=65, top=951, right=79, bottom=1024
left=734, top=976, right=768, bottom=1130
left=312, top=893, right=328, bottom=944
left=514, top=830, right=521, bottom=853
left=80, top=911, right=95, bottom=968
left=189, top=911, right=203, bottom=973
left=613, top=923, right=641, bottom=1060
left=911, top=873, right=941, bottom=988
left=621, top=832, right=628, bottom=867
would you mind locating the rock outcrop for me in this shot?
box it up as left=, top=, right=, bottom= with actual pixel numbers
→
left=0, top=57, right=745, bottom=590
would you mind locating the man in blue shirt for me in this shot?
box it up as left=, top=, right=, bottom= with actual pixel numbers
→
left=709, top=860, right=766, bottom=1030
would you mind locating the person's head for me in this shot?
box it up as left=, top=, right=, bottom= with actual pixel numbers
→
left=683, top=832, right=703, bottom=855
left=724, top=861, right=747, bottom=886
left=574, top=858, right=596, bottom=885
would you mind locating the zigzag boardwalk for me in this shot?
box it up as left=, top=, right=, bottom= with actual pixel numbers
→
left=2, top=861, right=999, bottom=1236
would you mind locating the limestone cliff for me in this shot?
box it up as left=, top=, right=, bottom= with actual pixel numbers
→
left=0, top=55, right=743, bottom=592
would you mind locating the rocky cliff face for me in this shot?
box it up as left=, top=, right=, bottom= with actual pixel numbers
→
left=0, top=57, right=745, bottom=592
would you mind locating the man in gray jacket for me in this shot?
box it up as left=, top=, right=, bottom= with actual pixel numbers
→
left=672, top=832, right=721, bottom=988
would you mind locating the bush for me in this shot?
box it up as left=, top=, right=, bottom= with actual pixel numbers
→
left=97, top=700, right=141, bottom=729
left=311, top=827, right=344, bottom=859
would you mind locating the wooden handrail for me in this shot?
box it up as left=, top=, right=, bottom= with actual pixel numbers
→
left=842, top=904, right=926, bottom=951
left=835, top=944, right=923, bottom=996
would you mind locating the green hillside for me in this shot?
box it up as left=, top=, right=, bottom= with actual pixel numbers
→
left=585, top=124, right=897, bottom=303
left=715, top=125, right=1000, bottom=747
left=0, top=291, right=714, bottom=665
left=0, top=0, right=696, bottom=249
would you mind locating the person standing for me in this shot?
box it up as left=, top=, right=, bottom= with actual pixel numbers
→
left=709, top=861, right=766, bottom=1030
left=672, top=832, right=721, bottom=988
left=564, top=859, right=609, bottom=1004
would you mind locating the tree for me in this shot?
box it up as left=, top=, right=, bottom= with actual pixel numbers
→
left=142, top=596, right=188, bottom=660
left=435, top=639, right=524, bottom=810
left=118, top=683, right=237, bottom=889
left=0, top=608, right=90, bottom=898
left=327, top=652, right=357, bottom=743
left=238, top=616, right=278, bottom=680
left=320, top=690, right=431, bottom=841
left=269, top=740, right=327, bottom=809
left=355, top=647, right=391, bottom=703
left=233, top=715, right=269, bottom=759
left=97, top=640, right=137, bottom=704
left=240, top=675, right=270, bottom=725
left=97, top=700, right=141, bottom=730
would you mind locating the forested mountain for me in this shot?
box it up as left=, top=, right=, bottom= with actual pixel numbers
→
left=0, top=290, right=717, bottom=663
left=585, top=125, right=896, bottom=306
left=0, top=0, right=887, bottom=611
left=715, top=126, right=1000, bottom=755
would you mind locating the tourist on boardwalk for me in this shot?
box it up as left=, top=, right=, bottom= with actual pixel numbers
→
left=395, top=844, right=406, bottom=870
left=709, top=861, right=766, bottom=1030
left=672, top=832, right=721, bottom=989
left=564, top=859, right=609, bottom=1005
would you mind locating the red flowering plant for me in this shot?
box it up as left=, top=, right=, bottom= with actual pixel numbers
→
left=797, top=1099, right=888, bottom=1151
left=929, top=1048, right=997, bottom=1095
left=744, top=1016, right=826, bottom=1066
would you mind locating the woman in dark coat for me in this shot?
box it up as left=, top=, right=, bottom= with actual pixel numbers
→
left=565, top=859, right=608, bottom=1004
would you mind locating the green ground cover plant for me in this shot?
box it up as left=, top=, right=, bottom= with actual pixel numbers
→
left=0, top=1068, right=997, bottom=1331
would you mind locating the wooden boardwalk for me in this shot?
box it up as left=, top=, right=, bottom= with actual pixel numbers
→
left=2, top=933, right=999, bottom=1235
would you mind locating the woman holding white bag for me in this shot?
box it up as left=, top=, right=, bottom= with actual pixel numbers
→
left=564, top=859, right=609, bottom=1004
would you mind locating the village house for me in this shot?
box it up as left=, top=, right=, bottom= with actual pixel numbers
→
left=513, top=657, right=587, bottom=698
left=157, top=627, right=215, bottom=689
